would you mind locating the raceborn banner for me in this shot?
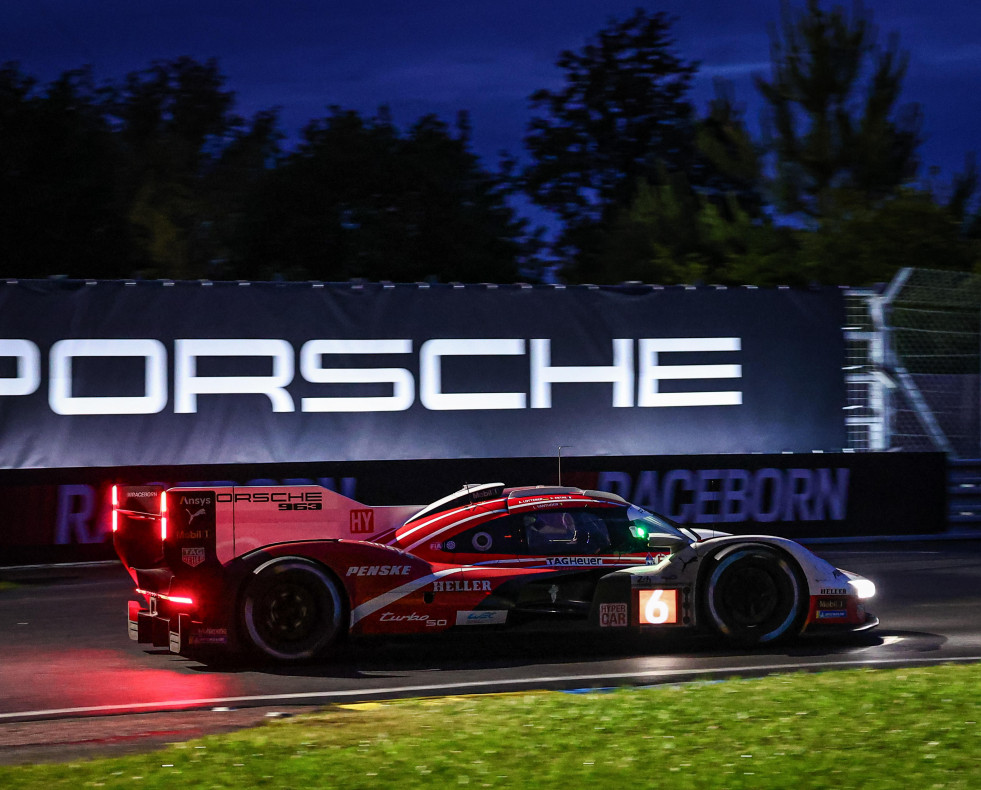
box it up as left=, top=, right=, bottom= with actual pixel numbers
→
left=0, top=280, right=847, bottom=469
left=0, top=452, right=947, bottom=564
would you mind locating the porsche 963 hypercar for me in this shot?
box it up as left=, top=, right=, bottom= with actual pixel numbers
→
left=113, top=481, right=877, bottom=663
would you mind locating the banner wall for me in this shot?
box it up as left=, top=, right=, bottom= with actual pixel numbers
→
left=0, top=280, right=847, bottom=469
left=0, top=452, right=946, bottom=564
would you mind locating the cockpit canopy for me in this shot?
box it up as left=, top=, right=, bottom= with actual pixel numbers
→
left=400, top=483, right=696, bottom=556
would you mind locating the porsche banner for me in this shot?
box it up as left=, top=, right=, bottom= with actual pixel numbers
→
left=0, top=280, right=846, bottom=469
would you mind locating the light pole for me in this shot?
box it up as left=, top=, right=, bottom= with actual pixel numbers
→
left=557, top=445, right=572, bottom=486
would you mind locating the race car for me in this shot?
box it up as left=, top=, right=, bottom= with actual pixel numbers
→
left=112, top=481, right=877, bottom=663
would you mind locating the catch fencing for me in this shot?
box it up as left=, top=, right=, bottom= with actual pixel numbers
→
left=845, top=268, right=981, bottom=525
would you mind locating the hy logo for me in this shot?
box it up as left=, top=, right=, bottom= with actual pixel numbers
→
left=350, top=509, right=374, bottom=534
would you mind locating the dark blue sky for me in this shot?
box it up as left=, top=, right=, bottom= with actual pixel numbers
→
left=4, top=1, right=979, bottom=193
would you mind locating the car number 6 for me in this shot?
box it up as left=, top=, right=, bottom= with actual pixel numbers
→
left=644, top=589, right=670, bottom=624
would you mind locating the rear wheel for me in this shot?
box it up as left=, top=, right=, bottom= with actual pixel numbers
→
left=241, top=558, right=345, bottom=663
left=704, top=546, right=805, bottom=646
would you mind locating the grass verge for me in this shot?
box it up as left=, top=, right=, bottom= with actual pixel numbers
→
left=2, top=663, right=980, bottom=789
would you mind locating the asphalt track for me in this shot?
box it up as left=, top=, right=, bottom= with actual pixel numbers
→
left=2, top=542, right=981, bottom=725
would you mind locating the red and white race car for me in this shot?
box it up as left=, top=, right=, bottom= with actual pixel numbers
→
left=113, top=481, right=877, bottom=663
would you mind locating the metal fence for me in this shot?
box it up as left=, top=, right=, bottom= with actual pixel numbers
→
left=846, top=268, right=981, bottom=526
left=844, top=288, right=886, bottom=452
left=860, top=268, right=981, bottom=458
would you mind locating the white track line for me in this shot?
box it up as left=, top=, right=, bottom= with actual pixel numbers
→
left=2, top=655, right=980, bottom=721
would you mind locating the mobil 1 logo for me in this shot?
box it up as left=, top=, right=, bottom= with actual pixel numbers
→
left=168, top=490, right=218, bottom=569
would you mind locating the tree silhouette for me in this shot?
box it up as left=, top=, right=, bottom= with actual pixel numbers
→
left=522, top=10, right=761, bottom=280
left=0, top=64, right=130, bottom=278
left=755, top=0, right=921, bottom=220
left=236, top=108, right=526, bottom=283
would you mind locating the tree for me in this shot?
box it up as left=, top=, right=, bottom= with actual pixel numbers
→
left=235, top=109, right=527, bottom=283
left=0, top=63, right=131, bottom=278
left=192, top=109, right=285, bottom=279
left=755, top=0, right=921, bottom=221
left=594, top=173, right=799, bottom=285
left=797, top=187, right=979, bottom=284
left=522, top=12, right=697, bottom=247
left=695, top=80, right=764, bottom=214
left=524, top=10, right=698, bottom=216
left=522, top=10, right=763, bottom=280
left=750, top=2, right=981, bottom=284
left=572, top=77, right=770, bottom=285
left=0, top=58, right=286, bottom=281
left=108, top=57, right=251, bottom=279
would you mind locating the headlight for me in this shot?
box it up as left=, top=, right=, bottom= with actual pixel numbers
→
left=848, top=578, right=876, bottom=599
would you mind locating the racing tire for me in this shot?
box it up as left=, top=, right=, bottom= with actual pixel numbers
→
left=241, top=558, right=346, bottom=663
left=703, top=546, right=806, bottom=647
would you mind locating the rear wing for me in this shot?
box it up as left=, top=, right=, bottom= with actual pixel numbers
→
left=112, top=485, right=166, bottom=573
left=113, top=485, right=165, bottom=520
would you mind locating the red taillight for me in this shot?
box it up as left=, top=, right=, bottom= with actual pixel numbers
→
left=135, top=588, right=194, bottom=606
left=111, top=485, right=119, bottom=532
left=160, top=491, right=168, bottom=541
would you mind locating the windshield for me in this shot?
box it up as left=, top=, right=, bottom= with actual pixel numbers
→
left=626, top=505, right=698, bottom=543
left=509, top=505, right=696, bottom=556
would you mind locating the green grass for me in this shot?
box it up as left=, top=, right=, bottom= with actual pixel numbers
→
left=3, top=664, right=981, bottom=789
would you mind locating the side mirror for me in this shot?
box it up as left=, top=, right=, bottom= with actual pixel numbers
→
left=647, top=533, right=689, bottom=553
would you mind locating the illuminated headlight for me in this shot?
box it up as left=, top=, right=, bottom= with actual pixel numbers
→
left=848, top=578, right=876, bottom=599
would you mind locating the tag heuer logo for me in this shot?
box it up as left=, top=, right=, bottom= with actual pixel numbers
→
left=182, top=547, right=206, bottom=568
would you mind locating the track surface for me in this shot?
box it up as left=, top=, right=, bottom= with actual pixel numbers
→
left=2, top=542, right=980, bottom=725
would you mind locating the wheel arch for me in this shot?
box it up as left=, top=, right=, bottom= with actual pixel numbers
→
left=695, top=540, right=809, bottom=644
left=694, top=539, right=807, bottom=593
left=238, top=551, right=351, bottom=620
left=236, top=553, right=351, bottom=663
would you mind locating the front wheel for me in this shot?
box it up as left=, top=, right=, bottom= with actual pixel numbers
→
left=703, top=546, right=805, bottom=646
left=241, top=558, right=346, bottom=663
